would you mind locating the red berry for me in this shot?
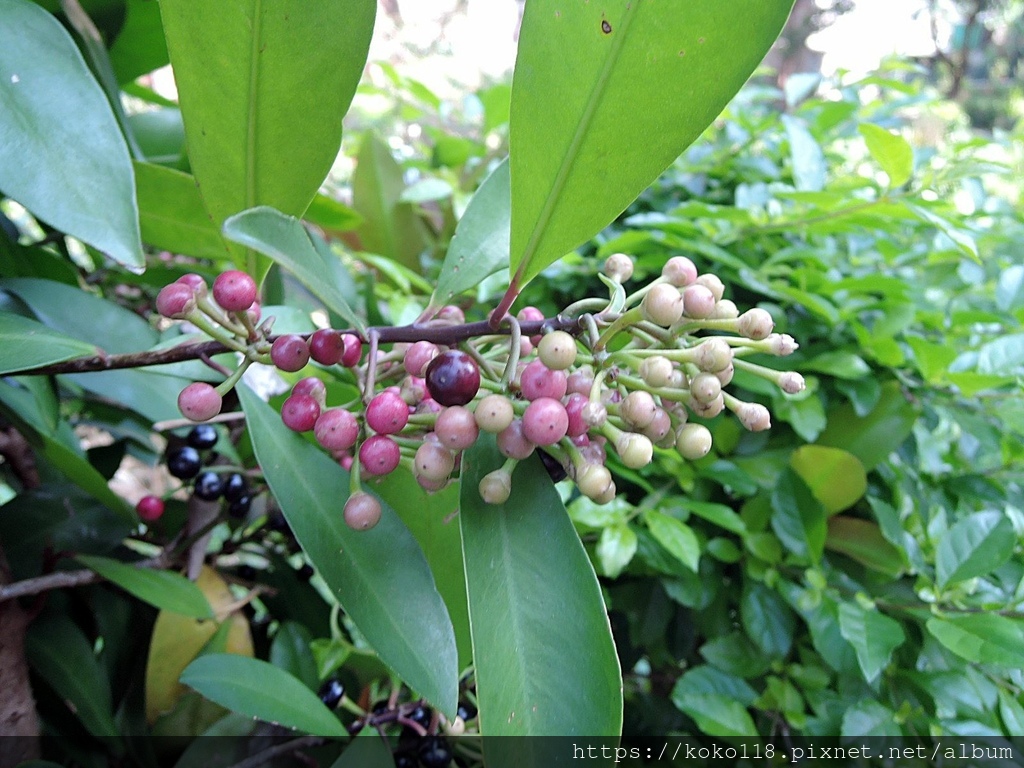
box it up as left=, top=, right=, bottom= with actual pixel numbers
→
left=136, top=495, right=165, bottom=522
left=365, top=391, right=409, bottom=435
left=519, top=360, right=567, bottom=401
left=340, top=334, right=362, bottom=367
left=213, top=270, right=257, bottom=312
left=309, top=329, right=345, bottom=365
left=522, top=397, right=569, bottom=446
left=271, top=335, right=310, bottom=372
left=292, top=377, right=327, bottom=406
left=359, top=435, right=401, bottom=476
left=177, top=382, right=222, bottom=422
left=424, top=350, right=480, bottom=407
left=281, top=394, right=320, bottom=432
left=314, top=408, right=359, bottom=451
left=496, top=419, right=535, bottom=460
left=156, top=283, right=196, bottom=319
left=564, top=393, right=589, bottom=438
left=176, top=273, right=208, bottom=297
left=404, top=341, right=440, bottom=377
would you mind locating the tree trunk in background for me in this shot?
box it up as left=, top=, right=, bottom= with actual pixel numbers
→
left=0, top=542, right=40, bottom=765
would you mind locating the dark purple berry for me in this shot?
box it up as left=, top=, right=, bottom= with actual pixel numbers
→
left=317, top=677, right=345, bottom=709
left=193, top=471, right=225, bottom=501
left=538, top=449, right=568, bottom=482
left=309, top=329, right=345, bottom=365
left=228, top=494, right=252, bottom=518
left=296, top=562, right=314, bottom=582
left=394, top=754, right=417, bottom=768
left=271, top=334, right=311, bottom=372
left=407, top=704, right=431, bottom=728
left=457, top=701, right=477, bottom=721
left=167, top=446, right=202, bottom=479
left=223, top=473, right=248, bottom=502
left=186, top=424, right=218, bottom=450
left=418, top=736, right=453, bottom=768
left=424, top=350, right=480, bottom=407
left=267, top=512, right=290, bottom=533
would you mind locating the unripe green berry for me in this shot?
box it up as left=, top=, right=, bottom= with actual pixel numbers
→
left=694, top=338, right=733, bottom=372
left=620, top=391, right=657, bottom=429
left=709, top=299, right=739, bottom=320
left=691, top=393, right=725, bottom=418
left=641, top=284, right=684, bottom=327
left=603, top=252, right=634, bottom=282
left=676, top=423, right=712, bottom=460
left=689, top=372, right=722, bottom=405
left=474, top=394, right=514, bottom=433
left=616, top=432, right=653, bottom=469
left=737, top=308, right=775, bottom=340
left=639, top=355, right=674, bottom=388
left=592, top=480, right=617, bottom=505
left=577, top=463, right=614, bottom=501
left=715, top=364, right=735, bottom=387
left=479, top=469, right=512, bottom=504
left=537, top=331, right=577, bottom=371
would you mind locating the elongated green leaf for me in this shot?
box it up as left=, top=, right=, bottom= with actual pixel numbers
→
left=0, top=0, right=142, bottom=267
left=936, top=511, right=1015, bottom=588
left=508, top=0, right=793, bottom=285
left=26, top=613, right=119, bottom=738
left=135, top=162, right=232, bottom=260
left=838, top=602, right=905, bottom=684
left=180, top=654, right=347, bottom=736
left=770, top=468, right=826, bottom=563
left=645, top=510, right=700, bottom=572
left=789, top=445, right=867, bottom=514
left=817, top=381, right=916, bottom=470
left=927, top=615, right=1024, bottom=668
left=270, top=622, right=319, bottom=690
left=238, top=385, right=457, bottom=716
left=108, top=0, right=169, bottom=84
left=77, top=555, right=213, bottom=619
left=825, top=516, right=906, bottom=577
left=859, top=123, right=913, bottom=188
left=330, top=732, right=395, bottom=768
left=159, top=0, right=375, bottom=260
left=671, top=668, right=757, bottom=737
left=460, top=435, right=622, bottom=746
left=431, top=158, right=510, bottom=308
left=0, top=311, right=98, bottom=374
left=223, top=207, right=365, bottom=334
left=740, top=582, right=795, bottom=658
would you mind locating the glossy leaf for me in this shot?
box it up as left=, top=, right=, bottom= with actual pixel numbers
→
left=597, top=522, right=638, bottom=578
left=431, top=158, right=510, bottom=308
left=740, top=582, right=795, bottom=658
left=78, top=555, right=213, bottom=619
left=826, top=516, right=906, bottom=577
left=671, top=667, right=757, bottom=737
left=841, top=699, right=901, bottom=737
left=0, top=0, right=142, bottom=267
left=181, top=654, right=347, bottom=736
left=801, top=350, right=871, bottom=380
left=238, top=385, right=458, bottom=716
left=927, top=615, right=1024, bottom=668
left=26, top=613, right=119, bottom=737
left=108, top=0, right=169, bottom=83
left=223, top=207, right=365, bottom=334
left=817, top=380, right=916, bottom=470
left=644, top=510, right=700, bottom=572
left=782, top=114, right=825, bottom=191
left=330, top=733, right=395, bottom=768
left=995, top=264, right=1024, bottom=312
left=770, top=468, right=826, bottom=563
left=859, top=123, right=913, bottom=188
left=935, top=511, right=1015, bottom=588
left=159, top=0, right=376, bottom=259
left=838, top=602, right=905, bottom=685
left=135, top=162, right=232, bottom=260
left=789, top=445, right=867, bottom=514
left=507, top=0, right=793, bottom=285
left=269, top=622, right=320, bottom=691
left=0, top=311, right=97, bottom=374
left=459, top=435, right=622, bottom=744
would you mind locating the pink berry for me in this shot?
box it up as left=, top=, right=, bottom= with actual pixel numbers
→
left=603, top=253, right=634, bottom=282
left=359, top=435, right=401, bottom=476
left=737, top=308, right=775, bottom=340
left=564, top=393, right=589, bottom=438
left=136, top=495, right=165, bottom=522
left=340, top=334, right=363, bottom=367
left=643, top=408, right=673, bottom=444
left=522, top=397, right=569, bottom=446
left=682, top=284, right=716, bottom=319
left=246, top=301, right=262, bottom=325
left=400, top=376, right=427, bottom=405
left=309, top=329, right=345, bottom=365
left=519, top=360, right=567, bottom=401
left=176, top=273, right=208, bottom=298
left=566, top=368, right=595, bottom=396
left=641, top=284, right=684, bottom=326
left=436, top=305, right=465, bottom=324
left=281, top=394, right=320, bottom=432
left=314, top=408, right=359, bottom=451
left=213, top=270, right=257, bottom=312
left=497, top=419, right=535, bottom=460
left=271, top=335, right=310, bottom=372
left=177, top=382, right=222, bottom=422
left=435, top=406, right=479, bottom=451
left=344, top=492, right=382, bottom=531
left=695, top=273, right=725, bottom=301
left=366, top=391, right=410, bottom=435
left=156, top=283, right=196, bottom=319
left=292, top=377, right=326, bottom=407
left=404, top=341, right=440, bottom=377
left=662, top=256, right=698, bottom=286
left=414, top=442, right=455, bottom=482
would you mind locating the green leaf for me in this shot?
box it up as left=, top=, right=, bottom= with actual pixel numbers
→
left=671, top=668, right=757, bottom=737
left=180, top=654, right=347, bottom=736
left=644, top=510, right=700, bottom=572
left=77, top=555, right=213, bottom=619
left=781, top=114, right=825, bottom=191
left=825, top=516, right=906, bottom=577
left=507, top=0, right=793, bottom=286
left=841, top=699, right=901, bottom=737
left=0, top=311, right=98, bottom=374
left=459, top=435, right=622, bottom=742
left=927, top=615, right=1024, bottom=668
left=351, top=133, right=429, bottom=272
left=801, top=350, right=871, bottom=379
left=770, top=468, right=826, bottom=563
left=269, top=622, right=319, bottom=691
left=858, top=124, right=913, bottom=188
left=329, top=732, right=396, bottom=768
left=837, top=602, right=905, bottom=685
left=597, top=522, right=638, bottom=578
left=223, top=207, right=365, bottom=334
left=998, top=689, right=1024, bottom=735
left=26, top=613, right=119, bottom=738
left=159, top=0, right=376, bottom=265
left=431, top=158, right=510, bottom=308
left=789, top=445, right=867, bottom=514
left=936, top=511, right=1015, bottom=588
left=679, top=499, right=746, bottom=535
left=238, top=385, right=457, bottom=716
left=996, top=264, right=1024, bottom=312
left=305, top=193, right=364, bottom=234
left=108, top=0, right=170, bottom=83
left=135, top=162, right=232, bottom=260
left=817, top=380, right=916, bottom=470
left=0, top=0, right=142, bottom=267
left=740, top=582, right=795, bottom=658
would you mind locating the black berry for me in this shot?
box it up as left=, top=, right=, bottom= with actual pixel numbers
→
left=418, top=736, right=453, bottom=768
left=317, top=677, right=345, bottom=710
left=456, top=701, right=477, bottom=721
left=296, top=563, right=314, bottom=581
left=371, top=700, right=390, bottom=715
left=424, top=350, right=480, bottom=407
left=407, top=704, right=431, bottom=729
left=229, top=494, right=252, bottom=518
left=167, top=446, right=202, bottom=479
left=538, top=449, right=568, bottom=482
left=223, top=473, right=248, bottom=502
left=238, top=564, right=257, bottom=581
left=186, top=424, right=218, bottom=450
left=193, top=471, right=225, bottom=501
left=394, top=754, right=417, bottom=768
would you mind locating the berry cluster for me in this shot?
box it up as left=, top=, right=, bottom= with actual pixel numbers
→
left=156, top=254, right=804, bottom=531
